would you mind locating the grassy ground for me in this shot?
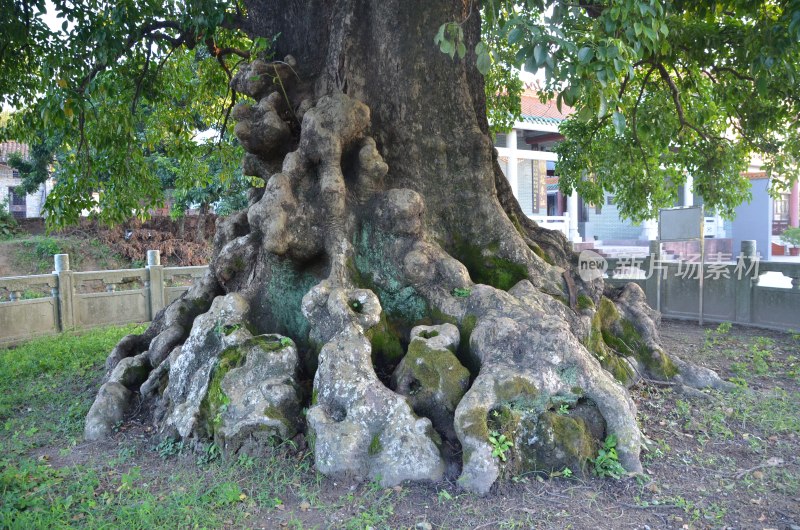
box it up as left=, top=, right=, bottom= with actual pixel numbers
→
left=0, top=321, right=798, bottom=529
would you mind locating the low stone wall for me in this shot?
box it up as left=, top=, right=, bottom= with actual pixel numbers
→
left=3, top=242, right=798, bottom=346
left=605, top=241, right=800, bottom=331
left=0, top=250, right=208, bottom=346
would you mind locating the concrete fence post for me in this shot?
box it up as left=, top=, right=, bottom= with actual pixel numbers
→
left=54, top=253, right=75, bottom=331
left=146, top=250, right=165, bottom=319
left=645, top=239, right=661, bottom=309
left=735, top=240, right=756, bottom=324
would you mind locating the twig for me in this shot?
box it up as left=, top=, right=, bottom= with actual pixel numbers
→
left=732, top=458, right=784, bottom=480
left=473, top=520, right=503, bottom=530
left=622, top=503, right=680, bottom=510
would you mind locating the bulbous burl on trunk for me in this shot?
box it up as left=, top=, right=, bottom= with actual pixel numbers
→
left=84, top=0, right=729, bottom=495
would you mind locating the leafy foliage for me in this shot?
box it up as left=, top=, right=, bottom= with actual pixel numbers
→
left=0, top=199, right=18, bottom=239
left=479, top=0, right=800, bottom=221
left=489, top=430, right=514, bottom=461
left=1, top=0, right=256, bottom=228
left=592, top=434, right=626, bottom=479
left=2, top=1, right=799, bottom=227
left=781, top=226, right=800, bottom=246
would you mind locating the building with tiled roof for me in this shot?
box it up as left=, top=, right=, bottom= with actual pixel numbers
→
left=493, top=87, right=799, bottom=259
left=1, top=141, right=53, bottom=219
left=0, top=141, right=29, bottom=164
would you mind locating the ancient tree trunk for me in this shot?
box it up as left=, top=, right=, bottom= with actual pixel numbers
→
left=85, top=0, right=728, bottom=495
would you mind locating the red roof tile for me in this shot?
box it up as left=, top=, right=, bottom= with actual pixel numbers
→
left=520, top=84, right=574, bottom=120
left=0, top=141, right=29, bottom=163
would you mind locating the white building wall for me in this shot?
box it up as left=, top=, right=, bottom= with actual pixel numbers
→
left=0, top=164, right=50, bottom=218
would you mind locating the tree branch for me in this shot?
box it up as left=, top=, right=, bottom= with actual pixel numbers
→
left=711, top=65, right=754, bottom=82
left=79, top=20, right=190, bottom=94
left=632, top=67, right=656, bottom=181
left=656, top=63, right=710, bottom=141
left=130, top=44, right=152, bottom=115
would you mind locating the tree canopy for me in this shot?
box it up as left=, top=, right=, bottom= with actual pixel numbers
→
left=2, top=0, right=799, bottom=225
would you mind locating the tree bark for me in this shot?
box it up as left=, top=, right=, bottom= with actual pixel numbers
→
left=84, top=0, right=729, bottom=495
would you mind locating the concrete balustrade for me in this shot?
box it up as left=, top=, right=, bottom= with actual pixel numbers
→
left=0, top=251, right=208, bottom=346
left=605, top=240, right=800, bottom=331
left=2, top=241, right=799, bottom=346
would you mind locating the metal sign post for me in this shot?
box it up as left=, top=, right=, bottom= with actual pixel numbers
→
left=658, top=206, right=705, bottom=326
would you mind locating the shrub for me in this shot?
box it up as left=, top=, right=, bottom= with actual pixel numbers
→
left=0, top=198, right=18, bottom=239
left=781, top=227, right=800, bottom=247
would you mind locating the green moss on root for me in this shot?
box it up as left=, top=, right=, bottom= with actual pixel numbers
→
left=351, top=223, right=429, bottom=323
left=262, top=404, right=293, bottom=432
left=251, top=334, right=291, bottom=352
left=612, top=320, right=678, bottom=379
left=403, top=338, right=470, bottom=406
left=577, top=294, right=595, bottom=311
left=519, top=412, right=598, bottom=475
left=589, top=297, right=678, bottom=381
left=494, top=376, right=539, bottom=403
left=458, top=407, right=491, bottom=448
left=199, top=345, right=247, bottom=437
left=586, top=298, right=635, bottom=384
left=369, top=434, right=382, bottom=456
left=366, top=313, right=405, bottom=365
left=529, top=242, right=554, bottom=265
left=452, top=240, right=528, bottom=291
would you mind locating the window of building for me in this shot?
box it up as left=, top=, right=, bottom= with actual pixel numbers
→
left=773, top=193, right=790, bottom=235
left=8, top=187, right=26, bottom=219
left=9, top=188, right=25, bottom=206
left=774, top=193, right=790, bottom=221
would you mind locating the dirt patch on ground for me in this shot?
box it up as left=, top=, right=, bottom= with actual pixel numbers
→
left=58, top=216, right=215, bottom=267
left=25, top=319, right=799, bottom=529
left=0, top=216, right=213, bottom=278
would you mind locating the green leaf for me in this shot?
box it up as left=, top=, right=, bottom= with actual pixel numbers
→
left=508, top=26, right=524, bottom=45
left=598, top=93, right=608, bottom=118
left=434, top=23, right=446, bottom=45
left=612, top=111, right=626, bottom=135
left=440, top=38, right=455, bottom=58
left=534, top=43, right=547, bottom=67
left=577, top=46, right=594, bottom=64
left=476, top=45, right=491, bottom=75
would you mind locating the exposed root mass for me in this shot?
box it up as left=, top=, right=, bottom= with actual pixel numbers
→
left=86, top=58, right=730, bottom=495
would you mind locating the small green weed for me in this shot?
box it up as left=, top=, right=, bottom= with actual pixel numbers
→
left=705, top=321, right=732, bottom=348
left=550, top=467, right=573, bottom=478
left=489, top=430, right=514, bottom=462
left=750, top=336, right=774, bottom=375
left=592, top=434, right=626, bottom=479
left=452, top=287, right=472, bottom=297
left=437, top=489, right=453, bottom=503
left=155, top=437, right=185, bottom=459
left=237, top=453, right=256, bottom=469
left=196, top=442, right=222, bottom=466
